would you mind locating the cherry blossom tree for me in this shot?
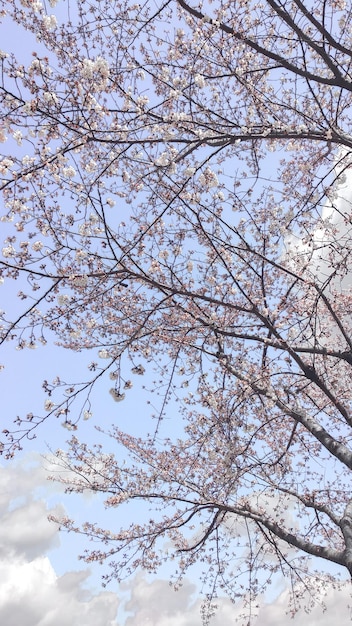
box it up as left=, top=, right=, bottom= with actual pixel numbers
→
left=1, top=0, right=352, bottom=621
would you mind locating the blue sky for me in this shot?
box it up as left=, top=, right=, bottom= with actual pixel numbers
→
left=1, top=187, right=352, bottom=623
left=1, top=1, right=352, bottom=624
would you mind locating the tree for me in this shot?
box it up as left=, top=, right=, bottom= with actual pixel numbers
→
left=1, top=0, right=352, bottom=620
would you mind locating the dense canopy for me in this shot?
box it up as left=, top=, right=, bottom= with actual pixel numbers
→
left=1, top=0, right=352, bottom=621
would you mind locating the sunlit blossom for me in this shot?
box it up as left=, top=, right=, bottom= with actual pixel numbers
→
left=194, top=73, right=206, bottom=88
left=109, top=389, right=125, bottom=402
left=0, top=158, right=14, bottom=174
left=2, top=245, right=16, bottom=258
left=57, top=294, right=71, bottom=305
left=62, top=166, right=76, bottom=178
left=42, top=14, right=57, bottom=31
left=98, top=349, right=111, bottom=359
left=198, top=167, right=219, bottom=189
left=32, top=241, right=43, bottom=251
left=13, top=130, right=22, bottom=146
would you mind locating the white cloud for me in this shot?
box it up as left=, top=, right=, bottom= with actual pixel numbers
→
left=0, top=555, right=118, bottom=626
left=122, top=575, right=236, bottom=626
left=0, top=455, right=62, bottom=560
left=284, top=149, right=352, bottom=290
left=0, top=498, right=61, bottom=560
left=0, top=456, right=119, bottom=626
left=257, top=580, right=352, bottom=625
left=0, top=456, right=351, bottom=626
left=120, top=574, right=352, bottom=626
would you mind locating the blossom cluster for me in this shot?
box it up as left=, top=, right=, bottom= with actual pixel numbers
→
left=80, top=56, right=110, bottom=89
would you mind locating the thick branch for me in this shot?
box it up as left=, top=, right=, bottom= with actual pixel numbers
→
left=221, top=503, right=346, bottom=568
left=222, top=359, right=352, bottom=470
left=177, top=0, right=352, bottom=90
left=340, top=500, right=352, bottom=576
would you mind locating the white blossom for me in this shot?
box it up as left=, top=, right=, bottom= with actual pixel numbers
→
left=62, top=165, right=76, bottom=178
left=194, top=74, right=206, bottom=88
left=80, top=56, right=110, bottom=87
left=32, top=241, right=43, bottom=251
left=21, top=0, right=43, bottom=10
left=155, top=152, right=170, bottom=167
left=71, top=274, right=88, bottom=288
left=43, top=91, right=58, bottom=105
left=85, top=159, right=97, bottom=172
left=69, top=330, right=81, bottom=338
left=75, top=249, right=87, bottom=260
left=44, top=399, right=55, bottom=411
left=109, top=389, right=125, bottom=402
left=57, top=294, right=71, bottom=305
left=0, top=158, right=14, bottom=174
left=98, top=349, right=111, bottom=359
left=198, top=167, right=219, bottom=189
left=168, top=89, right=180, bottom=100
left=136, top=95, right=149, bottom=107
left=122, top=170, right=130, bottom=182
left=79, top=223, right=91, bottom=236
left=22, top=155, right=35, bottom=167
left=2, top=245, right=16, bottom=258
left=83, top=410, right=93, bottom=420
left=94, top=56, right=110, bottom=79
left=148, top=260, right=160, bottom=274
left=214, top=191, right=225, bottom=200
left=42, top=15, right=57, bottom=31
left=13, top=130, right=22, bottom=146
